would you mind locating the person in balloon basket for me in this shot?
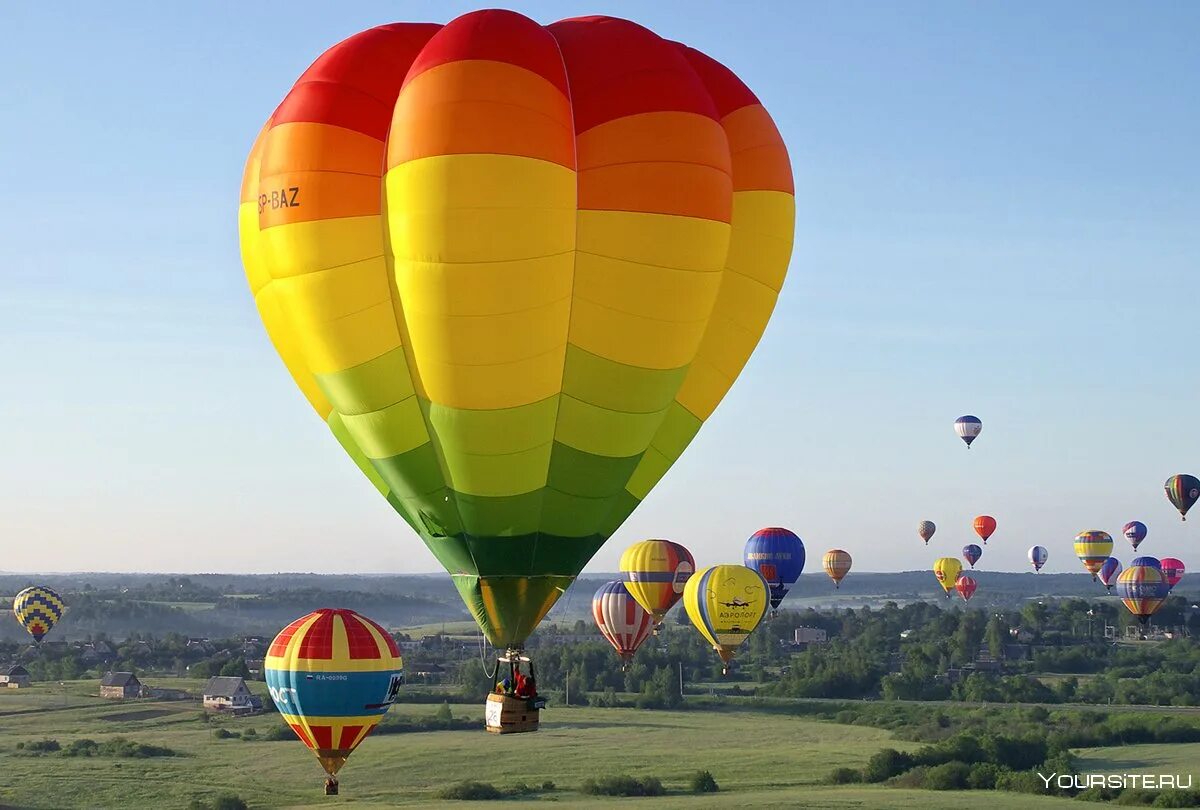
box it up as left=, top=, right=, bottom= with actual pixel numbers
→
left=514, top=671, right=547, bottom=710
left=324, top=776, right=338, bottom=796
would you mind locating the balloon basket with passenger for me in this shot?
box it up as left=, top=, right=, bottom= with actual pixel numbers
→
left=486, top=650, right=546, bottom=735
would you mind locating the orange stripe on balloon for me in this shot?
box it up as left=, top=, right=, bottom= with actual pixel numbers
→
left=388, top=60, right=573, bottom=168
left=240, top=120, right=271, bottom=204
left=722, top=106, right=793, bottom=194
left=256, top=170, right=379, bottom=228
left=261, top=122, right=384, bottom=177
left=579, top=161, right=731, bottom=221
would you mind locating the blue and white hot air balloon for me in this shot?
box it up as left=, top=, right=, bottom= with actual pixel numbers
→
left=954, top=415, right=983, bottom=448
left=1028, top=545, right=1048, bottom=572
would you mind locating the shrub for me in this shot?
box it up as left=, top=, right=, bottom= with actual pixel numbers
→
left=212, top=728, right=237, bottom=740
left=434, top=701, right=453, bottom=722
left=862, top=748, right=914, bottom=783
left=995, top=770, right=1044, bottom=794
left=886, top=765, right=928, bottom=789
left=1115, top=789, right=1157, bottom=806
left=1154, top=790, right=1200, bottom=808
left=923, top=761, right=970, bottom=790
left=540, top=781, right=556, bottom=791
left=966, top=762, right=1002, bottom=790
left=240, top=728, right=256, bottom=738
left=579, top=775, right=665, bottom=797
left=691, top=770, right=719, bottom=793
left=436, top=781, right=502, bottom=800
left=261, top=725, right=293, bottom=741
left=828, top=767, right=862, bottom=785
left=212, top=797, right=249, bottom=810
left=19, top=739, right=61, bottom=754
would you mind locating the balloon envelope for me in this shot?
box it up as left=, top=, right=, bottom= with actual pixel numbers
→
left=1122, top=521, right=1147, bottom=550
left=954, top=415, right=982, bottom=447
left=1074, top=531, right=1114, bottom=579
left=1131, top=555, right=1162, bottom=570
left=620, top=539, right=695, bottom=626
left=743, top=527, right=806, bottom=609
left=239, top=10, right=795, bottom=649
left=973, top=516, right=997, bottom=543
left=962, top=544, right=982, bottom=569
left=1165, top=475, right=1200, bottom=520
left=955, top=575, right=977, bottom=602
left=1116, top=565, right=1170, bottom=626
left=592, top=580, right=654, bottom=663
left=12, top=586, right=65, bottom=644
left=933, top=557, right=962, bottom=596
left=917, top=520, right=936, bottom=544
left=822, top=549, right=852, bottom=588
left=683, top=565, right=768, bottom=668
left=1028, top=545, right=1048, bottom=572
left=265, top=609, right=403, bottom=777
left=1160, top=557, right=1185, bottom=590
left=1098, top=557, right=1122, bottom=590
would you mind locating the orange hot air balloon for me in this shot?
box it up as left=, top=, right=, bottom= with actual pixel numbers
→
left=823, top=549, right=852, bottom=588
left=973, top=515, right=997, bottom=544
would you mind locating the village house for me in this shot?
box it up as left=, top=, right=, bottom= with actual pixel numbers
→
left=202, top=676, right=262, bottom=715
left=0, top=665, right=31, bottom=688
left=100, top=672, right=142, bottom=699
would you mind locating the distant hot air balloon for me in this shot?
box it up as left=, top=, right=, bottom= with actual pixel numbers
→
left=743, top=527, right=806, bottom=613
left=1165, top=475, right=1200, bottom=521
left=917, top=521, right=936, bottom=545
left=1097, top=557, right=1122, bottom=592
left=822, top=549, right=852, bottom=589
left=1160, top=557, right=1185, bottom=591
left=962, top=544, right=982, bottom=569
left=265, top=609, right=403, bottom=791
left=239, top=10, right=795, bottom=659
left=1116, top=563, right=1170, bottom=628
left=955, top=575, right=977, bottom=602
left=955, top=415, right=982, bottom=448
left=1131, top=555, right=1162, bottom=570
left=12, top=586, right=66, bottom=644
left=683, top=565, right=769, bottom=675
left=933, top=557, right=962, bottom=598
left=1122, top=521, right=1147, bottom=551
left=1074, top=531, right=1114, bottom=580
left=620, top=539, right=695, bottom=632
left=1028, top=545, right=1048, bottom=573
left=973, top=516, right=997, bottom=544
left=592, top=581, right=654, bottom=669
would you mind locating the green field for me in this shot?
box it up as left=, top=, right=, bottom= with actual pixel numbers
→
left=1075, top=743, right=1200, bottom=781
left=0, top=680, right=1176, bottom=809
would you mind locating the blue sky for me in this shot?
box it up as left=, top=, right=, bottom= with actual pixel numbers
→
left=1, top=2, right=1197, bottom=576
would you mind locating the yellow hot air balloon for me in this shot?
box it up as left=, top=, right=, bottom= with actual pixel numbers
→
left=822, top=549, right=852, bottom=588
left=619, top=539, right=695, bottom=631
left=933, top=557, right=962, bottom=598
left=683, top=565, right=768, bottom=675
left=1074, top=531, right=1113, bottom=580
left=238, top=10, right=795, bottom=655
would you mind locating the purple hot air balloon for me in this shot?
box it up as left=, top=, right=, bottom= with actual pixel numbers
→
left=962, top=544, right=982, bottom=569
left=1098, top=557, right=1122, bottom=592
left=1122, top=521, right=1147, bottom=551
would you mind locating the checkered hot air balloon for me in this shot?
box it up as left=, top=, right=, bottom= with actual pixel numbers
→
left=917, top=520, right=936, bottom=545
left=592, top=580, right=654, bottom=669
left=238, top=10, right=794, bottom=653
left=12, top=586, right=66, bottom=644
left=265, top=609, right=403, bottom=784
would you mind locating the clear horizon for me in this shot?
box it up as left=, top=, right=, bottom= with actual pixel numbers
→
left=2, top=2, right=1197, bottom=577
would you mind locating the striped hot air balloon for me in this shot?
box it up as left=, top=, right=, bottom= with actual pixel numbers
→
left=12, top=587, right=66, bottom=644
left=683, top=564, right=768, bottom=675
left=1122, top=521, right=1147, bottom=551
left=620, top=539, right=695, bottom=631
left=265, top=609, right=404, bottom=785
left=743, top=527, right=806, bottom=611
left=917, top=520, right=936, bottom=545
left=1098, top=557, right=1122, bottom=592
left=822, top=549, right=852, bottom=588
left=1028, top=545, right=1048, bottom=573
left=1160, top=557, right=1185, bottom=591
left=933, top=557, right=962, bottom=598
left=1074, top=531, right=1114, bottom=580
left=954, top=415, right=982, bottom=448
left=1165, top=475, right=1200, bottom=521
left=592, top=580, right=654, bottom=668
left=955, top=575, right=977, bottom=602
left=962, top=544, right=982, bottom=569
left=238, top=10, right=795, bottom=653
left=1116, top=563, right=1170, bottom=627
left=973, top=515, right=997, bottom=544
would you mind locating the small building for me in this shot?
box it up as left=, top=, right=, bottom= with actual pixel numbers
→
left=1, top=665, right=31, bottom=689
left=100, top=672, right=142, bottom=699
left=794, top=627, right=828, bottom=644
left=202, top=676, right=262, bottom=715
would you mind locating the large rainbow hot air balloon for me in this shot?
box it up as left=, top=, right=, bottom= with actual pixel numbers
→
left=1098, top=557, right=1122, bottom=592
left=743, top=527, right=806, bottom=612
left=822, top=549, right=852, bottom=588
left=1160, top=557, right=1185, bottom=591
left=620, top=539, right=695, bottom=631
left=12, top=587, right=66, bottom=644
left=1074, top=531, right=1114, bottom=580
left=683, top=564, right=768, bottom=675
left=933, top=557, right=962, bottom=598
left=592, top=580, right=654, bottom=669
left=973, top=515, right=997, bottom=544
left=265, top=609, right=404, bottom=791
left=1122, top=521, right=1147, bottom=551
left=1165, top=475, right=1200, bottom=521
left=239, top=10, right=794, bottom=654
left=1116, top=563, right=1170, bottom=628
